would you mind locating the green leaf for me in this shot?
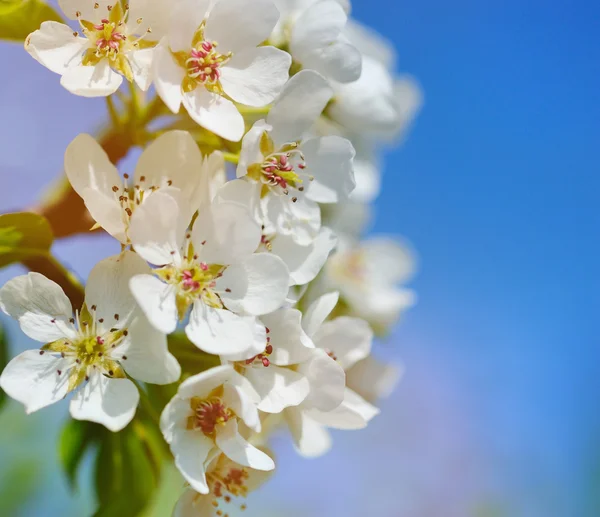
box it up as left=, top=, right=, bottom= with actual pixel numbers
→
left=0, top=0, right=63, bottom=42
left=0, top=212, right=53, bottom=268
left=168, top=332, right=220, bottom=376
left=59, top=419, right=100, bottom=491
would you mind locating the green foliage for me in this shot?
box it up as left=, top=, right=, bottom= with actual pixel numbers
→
left=0, top=0, right=63, bottom=42
left=0, top=212, right=54, bottom=268
left=168, top=332, right=221, bottom=377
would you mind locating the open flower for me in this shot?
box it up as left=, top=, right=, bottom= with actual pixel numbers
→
left=173, top=453, right=273, bottom=516
left=284, top=292, right=379, bottom=457
left=272, top=0, right=361, bottom=83
left=236, top=70, right=355, bottom=244
left=161, top=365, right=274, bottom=495
left=154, top=0, right=291, bottom=141
left=25, top=0, right=164, bottom=97
left=128, top=194, right=289, bottom=358
left=0, top=251, right=180, bottom=431
left=223, top=307, right=316, bottom=413
left=64, top=130, right=213, bottom=245
left=323, top=236, right=417, bottom=334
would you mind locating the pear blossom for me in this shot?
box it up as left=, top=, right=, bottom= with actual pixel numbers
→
left=223, top=307, right=316, bottom=413
left=236, top=70, right=356, bottom=245
left=161, top=365, right=274, bottom=495
left=347, top=355, right=403, bottom=403
left=271, top=0, right=361, bottom=83
left=64, top=130, right=213, bottom=245
left=25, top=0, right=165, bottom=97
left=284, top=292, right=379, bottom=457
left=128, top=194, right=289, bottom=357
left=216, top=179, right=338, bottom=286
left=0, top=252, right=180, bottom=431
left=173, top=453, right=273, bottom=517
left=323, top=237, right=417, bottom=333
left=153, top=0, right=291, bottom=142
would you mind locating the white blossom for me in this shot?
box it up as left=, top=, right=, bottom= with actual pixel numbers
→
left=0, top=251, right=180, bottom=431
left=128, top=195, right=289, bottom=357
left=153, top=0, right=291, bottom=142
left=161, top=365, right=274, bottom=495
left=64, top=130, right=215, bottom=245
left=25, top=0, right=165, bottom=97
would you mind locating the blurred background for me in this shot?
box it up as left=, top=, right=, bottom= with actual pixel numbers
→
left=1, top=0, right=599, bottom=515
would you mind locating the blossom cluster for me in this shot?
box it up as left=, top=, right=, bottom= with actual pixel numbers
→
left=2, top=0, right=420, bottom=514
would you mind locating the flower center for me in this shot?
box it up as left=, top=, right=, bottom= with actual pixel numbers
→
left=90, top=18, right=126, bottom=58
left=187, top=396, right=234, bottom=435
left=42, top=306, right=128, bottom=392
left=205, top=460, right=250, bottom=512
left=174, top=23, right=232, bottom=94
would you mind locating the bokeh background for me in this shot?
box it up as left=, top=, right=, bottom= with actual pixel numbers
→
left=1, top=0, right=599, bottom=515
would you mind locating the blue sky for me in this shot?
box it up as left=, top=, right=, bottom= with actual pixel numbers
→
left=0, top=0, right=598, bottom=516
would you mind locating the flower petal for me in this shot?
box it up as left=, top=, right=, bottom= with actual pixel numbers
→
left=223, top=377, right=261, bottom=431
left=60, top=61, right=123, bottom=97
left=218, top=254, right=289, bottom=316
left=154, top=41, right=185, bottom=113
left=185, top=303, right=256, bottom=356
left=302, top=136, right=356, bottom=203
left=25, top=21, right=87, bottom=75
left=284, top=407, right=331, bottom=458
left=58, top=0, right=113, bottom=20
left=346, top=356, right=403, bottom=402
left=297, top=348, right=345, bottom=411
left=85, top=251, right=149, bottom=331
left=177, top=364, right=235, bottom=400
left=0, top=273, right=75, bottom=342
left=301, top=291, right=339, bottom=337
left=0, top=350, right=71, bottom=414
left=215, top=419, right=274, bottom=470
left=236, top=120, right=272, bottom=179
left=262, top=194, right=321, bottom=246
left=204, top=0, right=280, bottom=52
left=129, top=275, right=178, bottom=334
left=192, top=202, right=261, bottom=265
left=170, top=428, right=215, bottom=494
left=220, top=46, right=290, bottom=107
left=128, top=192, right=187, bottom=265
left=260, top=308, right=314, bottom=366
left=129, top=47, right=155, bottom=91
left=267, top=70, right=332, bottom=146
left=246, top=365, right=309, bottom=413
left=270, top=227, right=337, bottom=286
left=312, top=316, right=372, bottom=370
left=81, top=187, right=127, bottom=242
left=69, top=373, right=139, bottom=432
left=182, top=88, right=244, bottom=142
left=363, top=237, right=417, bottom=285
left=173, top=489, right=215, bottom=517
left=115, top=315, right=181, bottom=384
left=168, top=0, right=211, bottom=52
left=308, top=387, right=379, bottom=429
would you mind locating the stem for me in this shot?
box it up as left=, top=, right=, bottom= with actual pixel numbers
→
left=222, top=151, right=239, bottom=164
left=237, top=105, right=270, bottom=116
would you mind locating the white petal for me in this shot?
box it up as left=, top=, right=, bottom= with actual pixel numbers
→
left=260, top=308, right=314, bottom=365
left=298, top=38, right=362, bottom=84
left=246, top=365, right=309, bottom=413
left=219, top=320, right=267, bottom=362
left=173, top=489, right=215, bottom=517
left=343, top=18, right=396, bottom=71
left=263, top=194, right=321, bottom=245
left=285, top=407, right=331, bottom=458
left=312, top=316, right=372, bottom=370
left=267, top=70, right=332, bottom=146
left=177, top=364, right=235, bottom=400
left=218, top=254, right=289, bottom=316
left=0, top=350, right=71, bottom=414
left=223, top=377, right=261, bottom=431
left=0, top=273, right=75, bottom=343
left=351, top=154, right=381, bottom=203
left=69, top=373, right=139, bottom=432
left=270, top=227, right=337, bottom=286
left=297, top=349, right=345, bottom=411
left=302, top=291, right=339, bottom=337
left=25, top=21, right=87, bottom=75
left=308, top=388, right=379, bottom=429
left=302, top=136, right=356, bottom=203
left=154, top=41, right=185, bottom=113
left=60, top=61, right=123, bottom=97
left=129, top=275, right=178, bottom=334
left=182, top=89, right=244, bottom=142
left=192, top=202, right=260, bottom=265
left=116, top=315, right=181, bottom=384
left=128, top=192, right=187, bottom=265
left=170, top=428, right=215, bottom=494
left=168, top=0, right=211, bottom=52
left=185, top=303, right=256, bottom=356
left=236, top=120, right=272, bottom=179
left=346, top=356, right=403, bottom=402
left=85, top=251, right=149, bottom=331
left=81, top=187, right=127, bottom=243
left=220, top=46, right=290, bottom=107
left=215, top=419, right=274, bottom=470
left=59, top=0, right=113, bottom=20
left=129, top=48, right=155, bottom=91
left=363, top=237, right=417, bottom=285
left=204, top=0, right=279, bottom=52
